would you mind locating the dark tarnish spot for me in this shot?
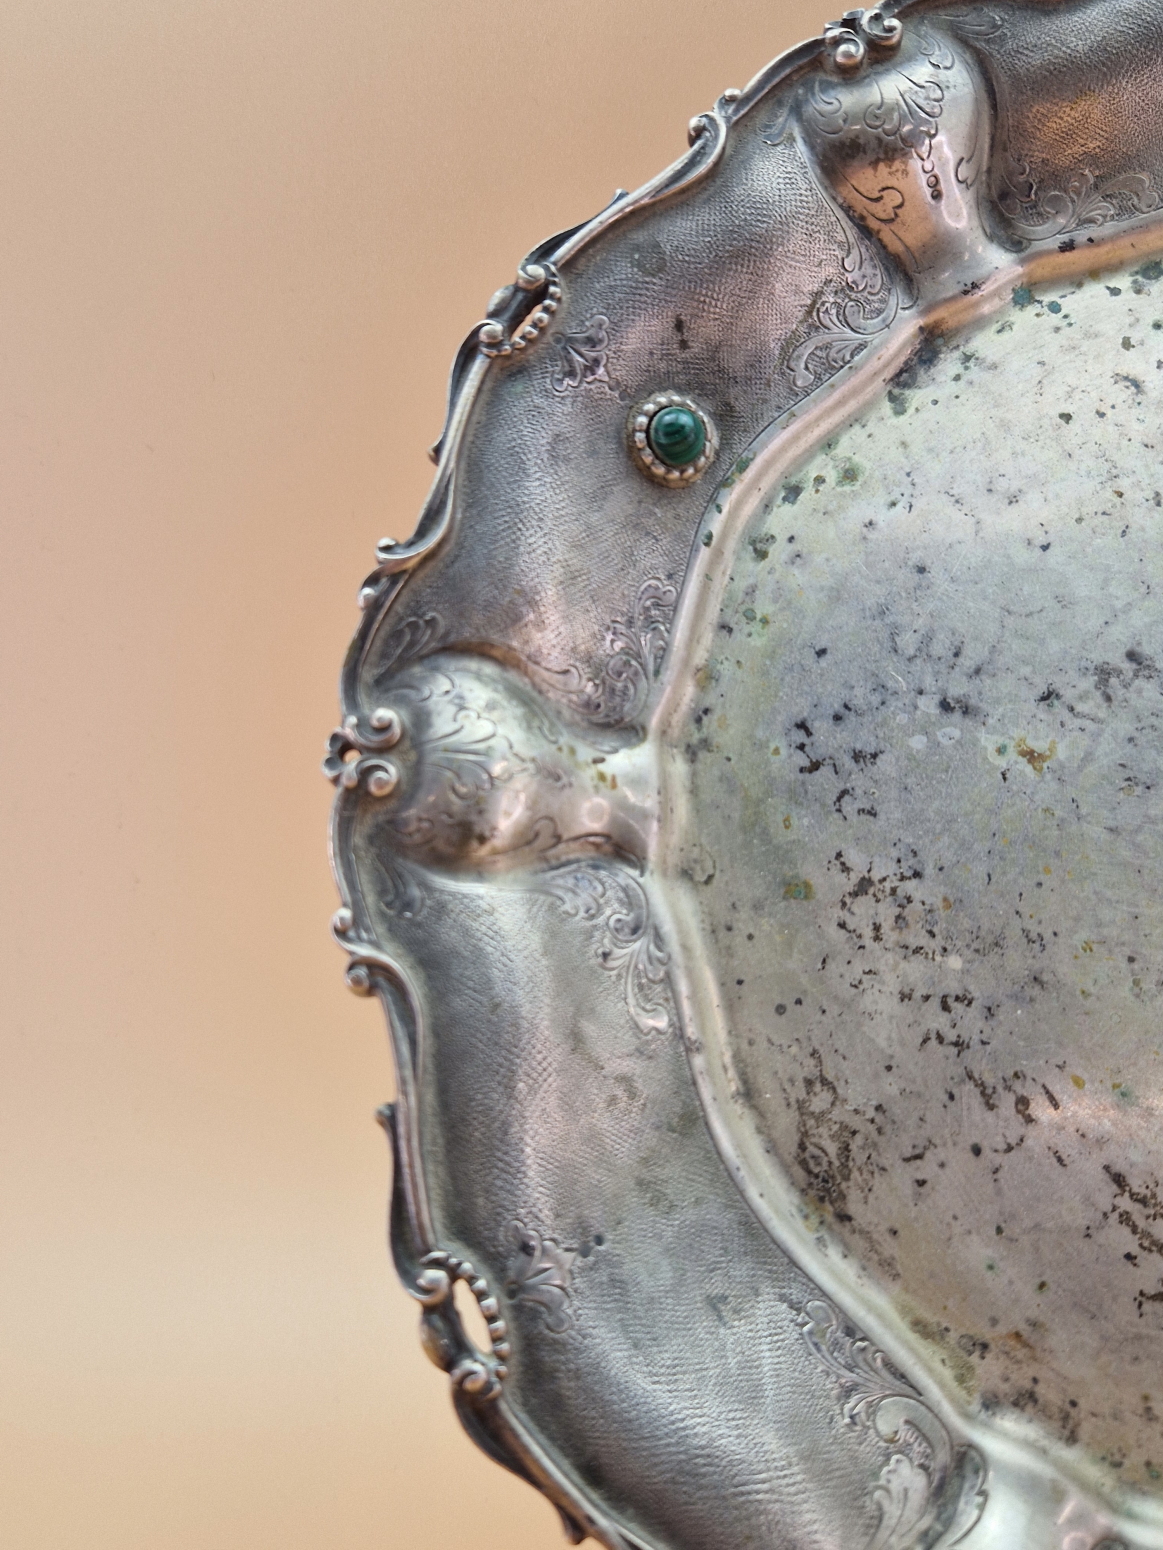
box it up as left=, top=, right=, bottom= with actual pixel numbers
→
left=890, top=334, right=943, bottom=392
left=835, top=458, right=861, bottom=486
left=1106, top=1167, right=1163, bottom=1261
left=1096, top=651, right=1159, bottom=703
left=939, top=694, right=979, bottom=718
left=794, top=1051, right=864, bottom=1223
left=630, top=236, right=667, bottom=277
left=965, top=1068, right=999, bottom=1111
left=1126, top=647, right=1159, bottom=684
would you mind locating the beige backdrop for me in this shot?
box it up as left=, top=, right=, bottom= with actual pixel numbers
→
left=1, top=2, right=834, bottom=1545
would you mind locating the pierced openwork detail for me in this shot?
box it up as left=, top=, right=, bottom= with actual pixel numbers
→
left=478, top=262, right=564, bottom=358
left=322, top=727, right=400, bottom=799
left=412, top=1249, right=511, bottom=1398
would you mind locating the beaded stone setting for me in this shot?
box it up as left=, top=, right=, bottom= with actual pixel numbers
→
left=628, top=391, right=718, bottom=486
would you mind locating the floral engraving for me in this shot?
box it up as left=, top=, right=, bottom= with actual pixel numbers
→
left=799, top=1299, right=986, bottom=1550
left=417, top=699, right=534, bottom=802
left=984, top=16, right=1160, bottom=244
left=369, top=849, right=426, bottom=920
left=999, top=164, right=1162, bottom=242
left=381, top=667, right=569, bottom=868
left=940, top=6, right=1003, bottom=40
left=589, top=578, right=676, bottom=724
left=505, top=1223, right=576, bottom=1332
left=395, top=666, right=554, bottom=807
left=541, top=863, right=675, bottom=1037
left=532, top=578, right=678, bottom=728
left=808, top=53, right=947, bottom=168
left=783, top=18, right=1009, bottom=386
left=551, top=315, right=611, bottom=393
left=808, top=19, right=961, bottom=169
left=372, top=612, right=445, bottom=691
left=789, top=216, right=904, bottom=390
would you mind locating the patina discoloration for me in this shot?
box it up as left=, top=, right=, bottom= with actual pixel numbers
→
left=683, top=259, right=1163, bottom=1493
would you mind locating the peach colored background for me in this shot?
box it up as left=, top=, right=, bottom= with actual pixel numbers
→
left=1, top=2, right=834, bottom=1545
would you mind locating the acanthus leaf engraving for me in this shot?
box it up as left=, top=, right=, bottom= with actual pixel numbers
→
left=799, top=1299, right=986, bottom=1550
left=531, top=578, right=678, bottom=729
left=940, top=7, right=1003, bottom=42
left=869, top=1448, right=933, bottom=1550
left=795, top=18, right=1006, bottom=303
left=809, top=47, right=947, bottom=166
left=789, top=216, right=904, bottom=390
left=999, top=164, right=1162, bottom=243
left=377, top=664, right=579, bottom=870
left=541, top=862, right=675, bottom=1037
left=370, top=612, right=446, bottom=691
left=369, top=847, right=426, bottom=920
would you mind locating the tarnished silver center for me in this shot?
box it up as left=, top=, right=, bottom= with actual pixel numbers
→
left=669, top=259, right=1163, bottom=1494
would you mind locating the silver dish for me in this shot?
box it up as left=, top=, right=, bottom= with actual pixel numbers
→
left=326, top=5, right=1163, bottom=1546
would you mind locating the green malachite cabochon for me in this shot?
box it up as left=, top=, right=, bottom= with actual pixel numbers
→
left=646, top=404, right=706, bottom=468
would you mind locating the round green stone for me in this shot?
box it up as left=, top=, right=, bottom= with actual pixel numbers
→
left=647, top=405, right=706, bottom=468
